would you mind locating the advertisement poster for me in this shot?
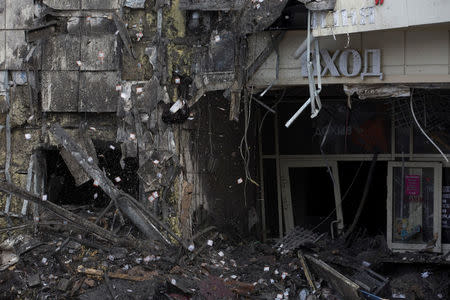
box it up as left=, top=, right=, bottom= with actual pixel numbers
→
left=405, top=175, right=420, bottom=196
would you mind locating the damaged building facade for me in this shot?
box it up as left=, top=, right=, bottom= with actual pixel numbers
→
left=250, top=0, right=450, bottom=253
left=1, top=0, right=450, bottom=299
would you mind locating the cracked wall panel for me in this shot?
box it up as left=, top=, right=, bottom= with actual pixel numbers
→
left=42, top=35, right=81, bottom=71
left=79, top=71, right=119, bottom=112
left=81, top=0, right=119, bottom=10
left=41, top=71, right=79, bottom=112
left=0, top=0, right=5, bottom=30
left=0, top=31, right=5, bottom=69
left=43, top=0, right=81, bottom=10
left=5, top=30, right=27, bottom=70
left=6, top=0, right=33, bottom=29
left=81, top=35, right=119, bottom=71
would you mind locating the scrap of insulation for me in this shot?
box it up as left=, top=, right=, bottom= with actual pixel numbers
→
left=169, top=100, right=184, bottom=114
left=24, top=133, right=31, bottom=140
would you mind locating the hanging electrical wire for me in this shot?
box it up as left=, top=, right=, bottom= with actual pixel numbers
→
left=410, top=89, right=449, bottom=162
left=240, top=90, right=260, bottom=207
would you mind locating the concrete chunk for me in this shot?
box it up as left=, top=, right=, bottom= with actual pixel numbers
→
left=57, top=278, right=71, bottom=291
left=27, top=273, right=41, bottom=287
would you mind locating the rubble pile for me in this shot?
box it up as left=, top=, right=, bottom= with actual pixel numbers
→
left=0, top=220, right=448, bottom=299
left=0, top=225, right=319, bottom=299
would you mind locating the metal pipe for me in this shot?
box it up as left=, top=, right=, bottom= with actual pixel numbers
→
left=285, top=98, right=311, bottom=128
left=307, top=11, right=316, bottom=117
left=330, top=220, right=339, bottom=239
left=252, top=96, right=276, bottom=114
left=4, top=75, right=11, bottom=214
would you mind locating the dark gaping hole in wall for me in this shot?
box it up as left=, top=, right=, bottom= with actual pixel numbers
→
left=339, top=161, right=387, bottom=235
left=267, top=0, right=308, bottom=31
left=44, top=141, right=139, bottom=207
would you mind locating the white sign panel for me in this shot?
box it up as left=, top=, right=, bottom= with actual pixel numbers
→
left=313, top=0, right=450, bottom=37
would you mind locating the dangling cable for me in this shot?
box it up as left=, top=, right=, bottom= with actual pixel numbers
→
left=410, top=90, right=449, bottom=162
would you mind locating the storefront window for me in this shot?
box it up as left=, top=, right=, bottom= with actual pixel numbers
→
left=278, top=100, right=391, bottom=155
left=392, top=166, right=435, bottom=244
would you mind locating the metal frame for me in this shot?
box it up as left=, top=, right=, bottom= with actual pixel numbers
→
left=280, top=159, right=343, bottom=234
left=258, top=96, right=450, bottom=251
left=387, top=161, right=442, bottom=252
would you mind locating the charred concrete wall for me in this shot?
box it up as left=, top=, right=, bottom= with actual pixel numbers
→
left=181, top=92, right=258, bottom=237
left=0, top=0, right=265, bottom=240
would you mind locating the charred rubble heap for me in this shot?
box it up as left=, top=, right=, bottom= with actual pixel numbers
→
left=0, top=0, right=449, bottom=299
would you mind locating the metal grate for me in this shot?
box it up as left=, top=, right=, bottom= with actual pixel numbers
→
left=391, top=91, right=450, bottom=131
left=274, top=226, right=324, bottom=253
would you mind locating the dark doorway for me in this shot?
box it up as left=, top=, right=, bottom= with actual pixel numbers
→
left=339, top=161, right=388, bottom=235
left=289, top=167, right=336, bottom=232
